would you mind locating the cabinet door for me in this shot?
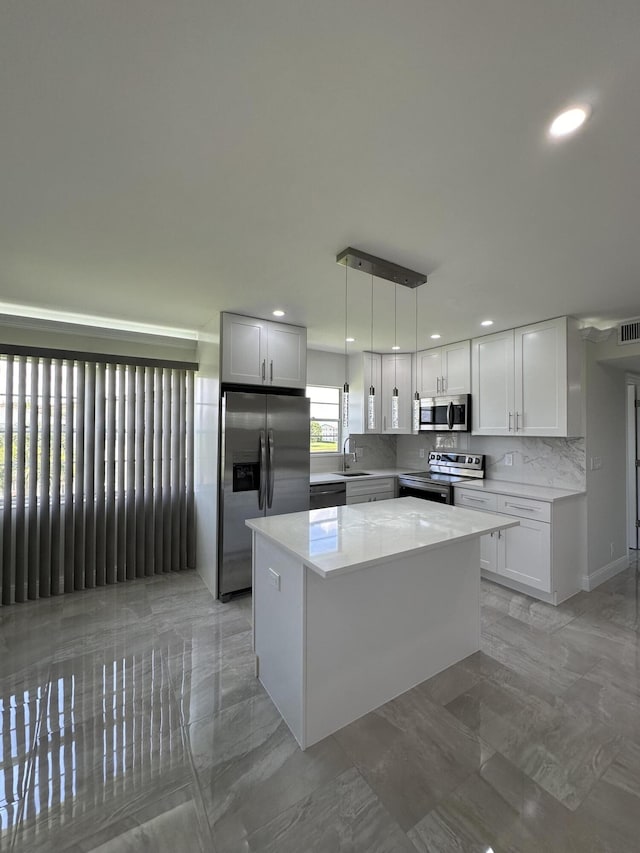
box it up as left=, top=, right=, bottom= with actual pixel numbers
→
left=480, top=532, right=499, bottom=572
left=500, top=519, right=551, bottom=592
left=442, top=341, right=470, bottom=395
left=471, top=330, right=515, bottom=435
left=221, top=313, right=266, bottom=385
left=417, top=349, right=443, bottom=397
left=267, top=322, right=307, bottom=388
left=381, top=353, right=412, bottom=434
left=514, top=318, right=566, bottom=436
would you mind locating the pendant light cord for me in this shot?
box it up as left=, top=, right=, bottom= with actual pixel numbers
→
left=344, top=262, right=348, bottom=378
left=370, top=274, right=374, bottom=353
left=394, top=284, right=398, bottom=388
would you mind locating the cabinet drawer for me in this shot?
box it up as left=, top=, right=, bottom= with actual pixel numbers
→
left=346, top=477, right=395, bottom=498
left=455, top=489, right=498, bottom=512
left=347, top=491, right=395, bottom=505
left=496, top=495, right=551, bottom=523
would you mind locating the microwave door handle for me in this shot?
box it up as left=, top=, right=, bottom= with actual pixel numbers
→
left=267, top=428, right=275, bottom=508
left=258, top=430, right=266, bottom=511
left=447, top=401, right=454, bottom=429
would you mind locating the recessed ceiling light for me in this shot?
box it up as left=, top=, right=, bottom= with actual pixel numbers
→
left=548, top=105, right=591, bottom=138
left=430, top=334, right=441, bottom=340
left=481, top=319, right=494, bottom=327
left=392, top=345, right=401, bottom=351
left=345, top=337, right=355, bottom=343
left=272, top=309, right=285, bottom=317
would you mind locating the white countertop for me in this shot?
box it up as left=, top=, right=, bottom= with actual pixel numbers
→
left=310, top=467, right=413, bottom=485
left=453, top=479, right=585, bottom=502
left=246, top=497, right=518, bottom=578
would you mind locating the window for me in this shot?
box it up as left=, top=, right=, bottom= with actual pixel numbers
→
left=307, top=385, right=341, bottom=453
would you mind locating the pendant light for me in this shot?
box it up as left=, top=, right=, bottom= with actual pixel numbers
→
left=412, top=287, right=421, bottom=432
left=367, top=274, right=376, bottom=430
left=391, top=284, right=400, bottom=430
left=342, top=262, right=350, bottom=429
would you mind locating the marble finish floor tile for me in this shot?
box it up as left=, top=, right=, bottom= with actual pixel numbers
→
left=334, top=688, right=493, bottom=831
left=481, top=612, right=598, bottom=695
left=245, top=767, right=415, bottom=853
left=4, top=566, right=640, bottom=850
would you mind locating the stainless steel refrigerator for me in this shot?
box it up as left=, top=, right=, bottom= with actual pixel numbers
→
left=218, top=390, right=310, bottom=600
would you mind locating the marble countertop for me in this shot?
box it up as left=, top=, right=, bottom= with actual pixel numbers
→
left=246, top=496, right=518, bottom=578
left=310, top=467, right=414, bottom=485
left=452, top=479, right=585, bottom=502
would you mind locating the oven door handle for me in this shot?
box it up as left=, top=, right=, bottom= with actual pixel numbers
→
left=447, top=401, right=454, bottom=430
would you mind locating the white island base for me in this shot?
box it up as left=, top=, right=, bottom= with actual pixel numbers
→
left=253, top=534, right=478, bottom=749
left=248, top=498, right=517, bottom=750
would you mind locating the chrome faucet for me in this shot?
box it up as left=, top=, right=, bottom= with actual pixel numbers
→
left=342, top=436, right=357, bottom=472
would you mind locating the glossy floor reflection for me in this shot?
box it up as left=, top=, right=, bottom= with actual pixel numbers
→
left=1, top=558, right=640, bottom=851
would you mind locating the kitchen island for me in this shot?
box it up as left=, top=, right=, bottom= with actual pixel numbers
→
left=246, top=497, right=518, bottom=749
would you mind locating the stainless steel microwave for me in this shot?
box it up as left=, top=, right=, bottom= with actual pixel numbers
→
left=419, top=394, right=471, bottom=432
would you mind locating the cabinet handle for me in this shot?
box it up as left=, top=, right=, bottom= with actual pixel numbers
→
left=464, top=495, right=488, bottom=503
left=505, top=502, right=538, bottom=512
left=497, top=530, right=502, bottom=539
left=270, top=360, right=273, bottom=382
left=261, top=360, right=266, bottom=381
left=442, top=375, right=447, bottom=392
left=436, top=377, right=440, bottom=393
left=508, top=412, right=513, bottom=431
left=516, top=411, right=521, bottom=431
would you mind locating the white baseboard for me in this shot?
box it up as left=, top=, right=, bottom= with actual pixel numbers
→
left=581, top=555, right=629, bottom=591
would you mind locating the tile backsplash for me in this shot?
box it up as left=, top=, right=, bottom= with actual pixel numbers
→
left=396, top=434, right=586, bottom=490
left=310, top=434, right=397, bottom=473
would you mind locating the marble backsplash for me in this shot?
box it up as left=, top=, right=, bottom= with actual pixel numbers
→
left=310, top=434, right=397, bottom=473
left=396, top=434, right=586, bottom=490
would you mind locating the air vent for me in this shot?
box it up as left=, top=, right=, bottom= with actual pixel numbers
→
left=618, top=318, right=640, bottom=345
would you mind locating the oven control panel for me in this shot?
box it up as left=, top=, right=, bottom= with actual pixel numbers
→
left=427, top=452, right=485, bottom=478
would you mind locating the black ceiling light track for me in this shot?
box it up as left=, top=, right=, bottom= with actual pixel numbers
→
left=336, top=247, right=427, bottom=289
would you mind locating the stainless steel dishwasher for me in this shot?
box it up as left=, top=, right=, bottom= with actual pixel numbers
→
left=310, top=482, right=347, bottom=509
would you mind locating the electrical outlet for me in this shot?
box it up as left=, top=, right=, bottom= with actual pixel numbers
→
left=355, top=446, right=364, bottom=457
left=504, top=453, right=513, bottom=466
left=590, top=456, right=602, bottom=470
left=419, top=448, right=425, bottom=458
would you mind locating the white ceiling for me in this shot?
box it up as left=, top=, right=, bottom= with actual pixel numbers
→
left=2, top=1, right=640, bottom=354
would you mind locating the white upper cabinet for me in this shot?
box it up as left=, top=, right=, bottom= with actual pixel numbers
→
left=381, top=353, right=413, bottom=434
left=346, top=352, right=382, bottom=434
left=472, top=317, right=582, bottom=437
left=221, top=313, right=307, bottom=388
left=417, top=341, right=470, bottom=397
left=471, top=330, right=515, bottom=435
left=514, top=320, right=565, bottom=435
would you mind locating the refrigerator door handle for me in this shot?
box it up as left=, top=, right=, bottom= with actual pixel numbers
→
left=258, top=430, right=266, bottom=510
left=267, top=428, right=275, bottom=508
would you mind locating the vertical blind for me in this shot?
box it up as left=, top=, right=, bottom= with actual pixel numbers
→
left=0, top=354, right=195, bottom=605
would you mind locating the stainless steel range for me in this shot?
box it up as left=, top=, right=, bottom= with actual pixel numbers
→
left=398, top=452, right=485, bottom=504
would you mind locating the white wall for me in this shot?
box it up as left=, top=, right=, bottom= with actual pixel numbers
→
left=194, top=319, right=220, bottom=598
left=307, top=349, right=346, bottom=387
left=0, top=314, right=198, bottom=363
left=583, top=340, right=628, bottom=586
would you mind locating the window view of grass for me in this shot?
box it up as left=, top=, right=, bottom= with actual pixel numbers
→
left=307, top=386, right=340, bottom=453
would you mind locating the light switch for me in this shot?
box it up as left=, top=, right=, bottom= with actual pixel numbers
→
left=504, top=453, right=513, bottom=466
left=267, top=567, right=281, bottom=590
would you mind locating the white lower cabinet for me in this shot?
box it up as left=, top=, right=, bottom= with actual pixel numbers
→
left=497, top=519, right=551, bottom=592
left=455, top=485, right=584, bottom=604
left=346, top=477, right=396, bottom=505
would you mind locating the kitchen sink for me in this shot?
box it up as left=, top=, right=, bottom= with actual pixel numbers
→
left=333, top=472, right=371, bottom=477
